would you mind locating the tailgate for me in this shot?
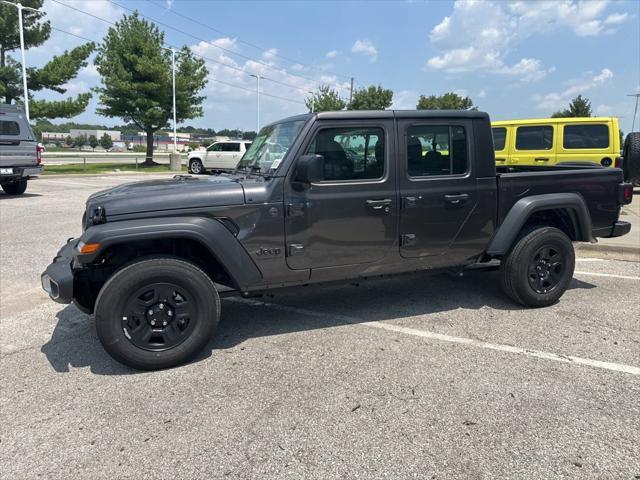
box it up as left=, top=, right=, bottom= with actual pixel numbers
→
left=1, top=117, right=37, bottom=167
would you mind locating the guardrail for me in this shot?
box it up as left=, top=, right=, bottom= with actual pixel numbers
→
left=42, top=152, right=188, bottom=172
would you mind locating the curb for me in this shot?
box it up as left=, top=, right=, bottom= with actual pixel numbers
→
left=575, top=243, right=640, bottom=262
left=37, top=171, right=186, bottom=179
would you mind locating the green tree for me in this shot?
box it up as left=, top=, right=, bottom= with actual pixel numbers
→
left=94, top=13, right=208, bottom=165
left=417, top=92, right=476, bottom=110
left=305, top=84, right=346, bottom=112
left=88, top=134, right=99, bottom=150
left=551, top=95, right=592, bottom=118
left=0, top=0, right=94, bottom=119
left=349, top=85, right=393, bottom=110
left=64, top=135, right=73, bottom=147
left=74, top=135, right=86, bottom=149
left=99, top=133, right=113, bottom=150
left=242, top=131, right=256, bottom=140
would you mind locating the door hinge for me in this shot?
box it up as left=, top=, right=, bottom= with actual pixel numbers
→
left=288, top=243, right=305, bottom=256
left=287, top=203, right=305, bottom=217
left=402, top=196, right=417, bottom=209
left=400, top=234, right=416, bottom=247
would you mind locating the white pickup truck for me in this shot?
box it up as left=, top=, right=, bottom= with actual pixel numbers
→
left=187, top=140, right=252, bottom=174
left=0, top=105, right=43, bottom=195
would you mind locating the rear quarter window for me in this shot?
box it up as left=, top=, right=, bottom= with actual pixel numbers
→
left=0, top=121, right=20, bottom=136
left=563, top=124, right=609, bottom=149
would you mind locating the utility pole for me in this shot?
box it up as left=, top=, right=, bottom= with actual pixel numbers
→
left=349, top=77, right=354, bottom=109
left=1, top=1, right=39, bottom=122
left=162, top=46, right=178, bottom=152
left=250, top=74, right=262, bottom=132
left=171, top=48, right=177, bottom=152
left=627, top=93, right=640, bottom=133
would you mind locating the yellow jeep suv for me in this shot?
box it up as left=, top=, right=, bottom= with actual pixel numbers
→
left=492, top=117, right=621, bottom=169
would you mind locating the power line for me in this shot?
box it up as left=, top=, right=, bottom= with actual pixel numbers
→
left=105, top=0, right=346, bottom=94
left=144, top=0, right=353, bottom=83
left=49, top=26, right=305, bottom=105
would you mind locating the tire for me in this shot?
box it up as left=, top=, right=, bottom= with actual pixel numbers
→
left=1, top=180, right=27, bottom=195
left=95, top=257, right=220, bottom=370
left=500, top=227, right=575, bottom=308
left=623, top=132, right=640, bottom=186
left=188, top=158, right=205, bottom=175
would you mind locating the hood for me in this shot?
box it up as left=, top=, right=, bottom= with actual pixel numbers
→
left=86, top=175, right=245, bottom=217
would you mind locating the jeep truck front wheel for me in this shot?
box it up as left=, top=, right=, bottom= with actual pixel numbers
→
left=95, top=257, right=220, bottom=370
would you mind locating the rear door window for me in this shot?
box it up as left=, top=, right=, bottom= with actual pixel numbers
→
left=244, top=142, right=252, bottom=150
left=492, top=127, right=506, bottom=151
left=515, top=125, right=553, bottom=150
left=221, top=142, right=240, bottom=152
left=563, top=124, right=609, bottom=149
left=406, top=125, right=468, bottom=177
left=0, top=121, right=20, bottom=136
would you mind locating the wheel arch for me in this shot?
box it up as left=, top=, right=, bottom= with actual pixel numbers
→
left=487, top=193, right=592, bottom=256
left=77, top=216, right=262, bottom=291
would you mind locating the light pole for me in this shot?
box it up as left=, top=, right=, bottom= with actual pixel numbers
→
left=250, top=74, right=262, bottom=133
left=308, top=91, right=315, bottom=113
left=1, top=1, right=39, bottom=122
left=162, top=46, right=178, bottom=152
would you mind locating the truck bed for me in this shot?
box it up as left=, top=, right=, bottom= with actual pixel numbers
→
left=496, top=165, right=624, bottom=235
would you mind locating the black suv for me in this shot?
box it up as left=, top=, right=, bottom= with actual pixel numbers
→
left=42, top=110, right=633, bottom=370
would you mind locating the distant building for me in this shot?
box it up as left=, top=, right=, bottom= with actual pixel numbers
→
left=41, top=132, right=68, bottom=141
left=70, top=129, right=121, bottom=141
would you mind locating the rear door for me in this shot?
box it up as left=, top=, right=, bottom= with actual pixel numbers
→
left=398, top=119, right=487, bottom=266
left=284, top=119, right=397, bottom=270
left=510, top=123, right=557, bottom=166
left=0, top=115, right=36, bottom=168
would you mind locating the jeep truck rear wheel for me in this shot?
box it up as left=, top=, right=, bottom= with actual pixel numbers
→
left=500, top=227, right=575, bottom=308
left=95, top=257, right=220, bottom=370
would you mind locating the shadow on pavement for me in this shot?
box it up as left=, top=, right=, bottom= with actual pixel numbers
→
left=41, top=270, right=597, bottom=373
left=0, top=192, right=42, bottom=199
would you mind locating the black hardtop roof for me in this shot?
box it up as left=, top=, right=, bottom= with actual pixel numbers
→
left=0, top=104, right=25, bottom=114
left=269, top=110, right=488, bottom=127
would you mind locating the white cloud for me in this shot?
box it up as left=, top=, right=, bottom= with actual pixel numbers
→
left=262, top=48, right=278, bottom=61
left=392, top=90, right=418, bottom=110
left=534, top=68, right=614, bottom=110
left=426, top=0, right=628, bottom=79
left=351, top=39, right=378, bottom=62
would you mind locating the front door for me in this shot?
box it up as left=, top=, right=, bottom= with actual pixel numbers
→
left=398, top=119, right=489, bottom=266
left=284, top=120, right=397, bottom=270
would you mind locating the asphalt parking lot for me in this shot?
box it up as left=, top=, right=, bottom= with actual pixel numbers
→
left=1, top=175, right=639, bottom=479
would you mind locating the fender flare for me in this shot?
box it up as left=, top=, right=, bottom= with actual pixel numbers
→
left=77, top=216, right=262, bottom=289
left=486, top=193, right=592, bottom=256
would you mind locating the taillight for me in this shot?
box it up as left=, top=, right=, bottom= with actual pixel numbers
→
left=614, top=156, right=622, bottom=169
left=36, top=145, right=43, bottom=165
left=618, top=183, right=633, bottom=205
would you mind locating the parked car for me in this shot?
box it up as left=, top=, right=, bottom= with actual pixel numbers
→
left=0, top=104, right=43, bottom=195
left=187, top=140, right=252, bottom=174
left=491, top=117, right=622, bottom=169
left=42, top=110, right=632, bottom=370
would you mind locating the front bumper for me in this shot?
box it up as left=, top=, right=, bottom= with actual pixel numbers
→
left=0, top=165, right=43, bottom=181
left=41, top=239, right=78, bottom=304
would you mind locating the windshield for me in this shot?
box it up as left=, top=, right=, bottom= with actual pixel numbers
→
left=236, top=119, right=305, bottom=174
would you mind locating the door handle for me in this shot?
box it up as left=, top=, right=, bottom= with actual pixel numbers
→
left=444, top=193, right=469, bottom=205
left=535, top=157, right=550, bottom=162
left=366, top=198, right=392, bottom=211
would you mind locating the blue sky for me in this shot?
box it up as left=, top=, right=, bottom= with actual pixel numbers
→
left=20, top=0, right=640, bottom=133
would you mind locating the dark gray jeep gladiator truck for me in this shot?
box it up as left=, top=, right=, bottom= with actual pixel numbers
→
left=41, top=110, right=633, bottom=370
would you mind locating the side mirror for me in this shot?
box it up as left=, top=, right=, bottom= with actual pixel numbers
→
left=294, top=154, right=324, bottom=184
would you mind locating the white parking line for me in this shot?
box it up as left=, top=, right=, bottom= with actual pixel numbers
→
left=574, top=271, right=640, bottom=281
left=230, top=297, right=640, bottom=376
